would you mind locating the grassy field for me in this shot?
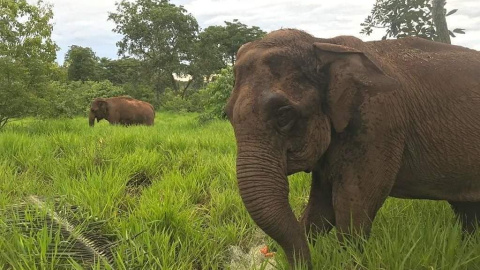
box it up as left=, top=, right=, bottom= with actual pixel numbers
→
left=0, top=112, right=479, bottom=270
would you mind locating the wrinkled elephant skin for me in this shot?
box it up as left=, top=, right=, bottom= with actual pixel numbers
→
left=225, top=29, right=480, bottom=268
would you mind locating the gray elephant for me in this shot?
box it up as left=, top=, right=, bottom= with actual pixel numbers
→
left=225, top=29, right=480, bottom=268
left=89, top=96, right=154, bottom=127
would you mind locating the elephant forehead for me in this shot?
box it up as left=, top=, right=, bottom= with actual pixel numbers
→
left=236, top=48, right=297, bottom=74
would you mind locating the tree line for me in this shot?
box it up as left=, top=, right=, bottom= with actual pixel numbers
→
left=0, top=0, right=465, bottom=129
left=0, top=0, right=263, bottom=128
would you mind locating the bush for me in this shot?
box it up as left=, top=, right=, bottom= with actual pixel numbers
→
left=17, top=66, right=234, bottom=121
left=198, top=66, right=234, bottom=122
left=41, top=80, right=125, bottom=118
left=0, top=0, right=58, bottom=129
left=157, top=66, right=234, bottom=119
left=122, top=83, right=156, bottom=106
left=159, top=88, right=204, bottom=113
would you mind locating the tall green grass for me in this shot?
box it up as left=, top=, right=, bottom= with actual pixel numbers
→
left=1, top=113, right=479, bottom=269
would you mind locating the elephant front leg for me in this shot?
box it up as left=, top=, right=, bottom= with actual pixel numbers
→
left=333, top=180, right=392, bottom=244
left=300, top=170, right=335, bottom=240
left=449, top=201, right=480, bottom=234
left=330, top=141, right=402, bottom=245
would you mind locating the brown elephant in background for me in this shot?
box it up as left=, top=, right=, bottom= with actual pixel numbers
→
left=89, top=96, right=154, bottom=127
left=225, top=29, right=480, bottom=268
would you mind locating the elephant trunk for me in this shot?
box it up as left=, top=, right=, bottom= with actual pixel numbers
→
left=236, top=141, right=310, bottom=267
left=89, top=112, right=95, bottom=127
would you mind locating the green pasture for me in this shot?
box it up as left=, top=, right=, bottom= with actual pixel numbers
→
left=0, top=113, right=479, bottom=269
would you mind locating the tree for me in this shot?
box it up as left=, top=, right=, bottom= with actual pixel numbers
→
left=96, top=57, right=154, bottom=102
left=64, top=45, right=98, bottom=81
left=191, top=20, right=265, bottom=84
left=0, top=0, right=58, bottom=128
left=431, top=0, right=450, bottom=44
left=223, top=20, right=265, bottom=65
left=360, top=0, right=465, bottom=43
left=200, top=20, right=265, bottom=67
left=191, top=25, right=226, bottom=82
left=96, top=57, right=142, bottom=85
left=108, top=0, right=199, bottom=102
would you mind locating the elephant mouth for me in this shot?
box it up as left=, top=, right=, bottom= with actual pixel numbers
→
left=286, top=156, right=316, bottom=175
left=286, top=165, right=313, bottom=176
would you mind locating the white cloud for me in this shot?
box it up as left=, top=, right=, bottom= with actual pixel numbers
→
left=40, top=0, right=122, bottom=63
left=184, top=0, right=479, bottom=49
left=184, top=0, right=374, bottom=35
left=32, top=0, right=480, bottom=63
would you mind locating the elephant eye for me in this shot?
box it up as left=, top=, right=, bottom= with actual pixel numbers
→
left=276, top=106, right=297, bottom=131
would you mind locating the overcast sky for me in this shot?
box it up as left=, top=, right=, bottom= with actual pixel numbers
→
left=43, top=0, right=480, bottom=64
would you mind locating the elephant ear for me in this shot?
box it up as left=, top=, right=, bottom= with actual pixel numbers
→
left=97, top=99, right=109, bottom=115
left=313, top=42, right=394, bottom=133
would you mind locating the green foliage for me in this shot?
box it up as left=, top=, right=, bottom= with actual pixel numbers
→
left=122, top=83, right=156, bottom=105
left=0, top=0, right=58, bottom=128
left=64, top=45, right=98, bottom=81
left=0, top=58, right=32, bottom=127
left=360, top=0, right=465, bottom=41
left=41, top=81, right=125, bottom=118
left=198, top=66, right=234, bottom=122
left=96, top=57, right=143, bottom=85
left=137, top=67, right=234, bottom=119
left=159, top=88, right=203, bottom=113
left=1, top=114, right=480, bottom=269
left=0, top=0, right=263, bottom=126
left=192, top=20, right=266, bottom=80
left=192, top=25, right=226, bottom=80
left=223, top=19, right=266, bottom=65
left=95, top=57, right=155, bottom=104
left=0, top=0, right=58, bottom=62
left=49, top=63, right=68, bottom=82
left=107, top=2, right=265, bottom=100
left=108, top=0, right=199, bottom=97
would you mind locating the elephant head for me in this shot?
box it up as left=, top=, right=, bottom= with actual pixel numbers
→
left=225, top=29, right=394, bottom=266
left=89, top=98, right=108, bottom=127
